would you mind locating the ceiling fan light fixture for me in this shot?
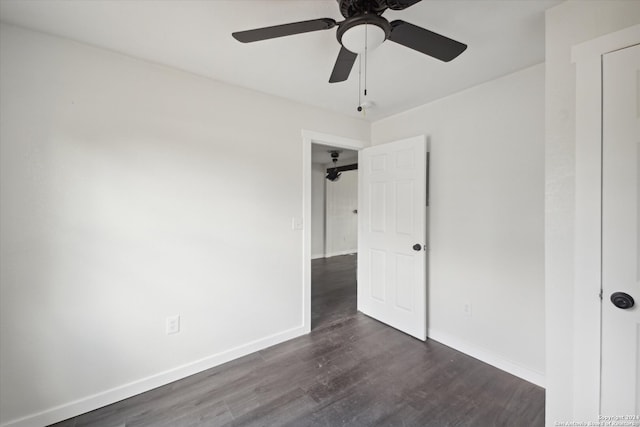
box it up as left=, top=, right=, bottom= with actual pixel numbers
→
left=326, top=150, right=343, bottom=182
left=341, top=24, right=386, bottom=54
left=337, top=14, right=391, bottom=55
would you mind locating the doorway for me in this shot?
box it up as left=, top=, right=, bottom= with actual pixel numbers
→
left=311, top=143, right=359, bottom=330
left=301, top=130, right=366, bottom=333
left=302, top=131, right=428, bottom=339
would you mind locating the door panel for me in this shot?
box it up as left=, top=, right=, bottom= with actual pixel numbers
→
left=370, top=183, right=386, bottom=232
left=396, top=181, right=414, bottom=235
left=358, top=135, right=427, bottom=340
left=370, top=249, right=386, bottom=302
left=395, top=254, right=415, bottom=311
left=601, top=43, right=640, bottom=415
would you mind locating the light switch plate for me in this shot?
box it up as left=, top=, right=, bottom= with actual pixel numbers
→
left=166, top=315, right=180, bottom=335
left=292, top=217, right=303, bottom=230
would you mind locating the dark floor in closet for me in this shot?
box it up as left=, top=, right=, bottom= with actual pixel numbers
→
left=51, top=254, right=544, bottom=427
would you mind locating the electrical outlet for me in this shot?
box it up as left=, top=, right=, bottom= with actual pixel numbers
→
left=463, top=303, right=472, bottom=318
left=166, top=315, right=180, bottom=335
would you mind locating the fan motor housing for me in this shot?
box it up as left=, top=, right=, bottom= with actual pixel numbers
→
left=386, top=0, right=422, bottom=10
left=337, top=0, right=422, bottom=18
left=338, top=0, right=386, bottom=17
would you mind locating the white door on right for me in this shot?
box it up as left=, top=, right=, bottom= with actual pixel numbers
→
left=602, top=43, right=640, bottom=416
left=358, top=135, right=427, bottom=341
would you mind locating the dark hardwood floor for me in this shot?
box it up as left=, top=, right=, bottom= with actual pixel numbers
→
left=51, top=255, right=544, bottom=427
left=311, top=254, right=357, bottom=331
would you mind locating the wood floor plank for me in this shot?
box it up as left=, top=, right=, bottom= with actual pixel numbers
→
left=50, top=255, right=544, bottom=427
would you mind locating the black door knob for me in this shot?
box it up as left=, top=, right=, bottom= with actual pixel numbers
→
left=611, top=292, right=635, bottom=309
left=412, top=244, right=422, bottom=251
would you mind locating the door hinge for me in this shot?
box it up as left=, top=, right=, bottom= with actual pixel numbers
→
left=599, top=289, right=603, bottom=300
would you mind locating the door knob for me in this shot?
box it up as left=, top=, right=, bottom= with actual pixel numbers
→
left=412, top=244, right=422, bottom=251
left=611, top=292, right=635, bottom=309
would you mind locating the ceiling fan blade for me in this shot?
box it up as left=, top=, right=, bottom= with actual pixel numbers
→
left=388, top=20, right=467, bottom=62
left=329, top=47, right=358, bottom=83
left=232, top=18, right=337, bottom=43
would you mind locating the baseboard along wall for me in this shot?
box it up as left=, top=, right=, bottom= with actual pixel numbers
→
left=2, top=326, right=307, bottom=427
left=428, top=329, right=545, bottom=388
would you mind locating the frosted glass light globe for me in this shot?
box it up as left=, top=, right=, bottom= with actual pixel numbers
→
left=341, top=24, right=386, bottom=54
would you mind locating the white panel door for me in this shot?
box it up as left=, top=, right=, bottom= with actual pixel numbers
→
left=326, top=169, right=358, bottom=256
left=358, top=135, right=427, bottom=340
left=602, top=43, right=640, bottom=416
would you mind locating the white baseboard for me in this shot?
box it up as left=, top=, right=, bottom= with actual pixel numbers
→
left=2, top=325, right=307, bottom=427
left=427, top=329, right=545, bottom=388
left=324, top=250, right=356, bottom=258
left=311, top=250, right=357, bottom=259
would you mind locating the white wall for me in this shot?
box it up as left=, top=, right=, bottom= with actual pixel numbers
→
left=311, top=163, right=326, bottom=258
left=544, top=1, right=640, bottom=425
left=371, top=64, right=545, bottom=384
left=0, top=23, right=369, bottom=426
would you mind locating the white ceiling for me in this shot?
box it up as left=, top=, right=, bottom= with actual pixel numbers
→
left=0, top=0, right=560, bottom=122
left=312, top=143, right=358, bottom=164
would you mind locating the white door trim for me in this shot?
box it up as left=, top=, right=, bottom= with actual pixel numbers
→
left=301, top=130, right=367, bottom=333
left=571, top=24, right=640, bottom=419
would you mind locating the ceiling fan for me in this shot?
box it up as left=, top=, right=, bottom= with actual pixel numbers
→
left=232, top=0, right=467, bottom=84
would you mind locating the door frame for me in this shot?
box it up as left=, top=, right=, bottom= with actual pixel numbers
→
left=301, top=130, right=367, bottom=333
left=571, top=24, right=640, bottom=419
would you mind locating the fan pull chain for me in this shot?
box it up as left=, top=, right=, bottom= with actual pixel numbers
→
left=362, top=23, right=368, bottom=117
left=357, top=23, right=368, bottom=115
left=364, top=22, right=368, bottom=98
left=357, top=51, right=362, bottom=111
